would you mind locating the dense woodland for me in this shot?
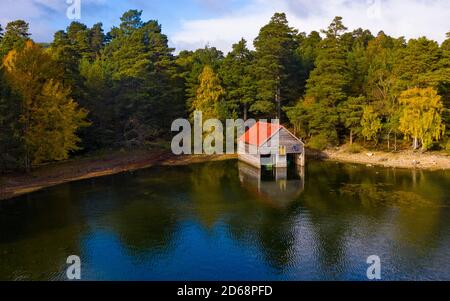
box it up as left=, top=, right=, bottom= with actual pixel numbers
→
left=0, top=10, right=449, bottom=171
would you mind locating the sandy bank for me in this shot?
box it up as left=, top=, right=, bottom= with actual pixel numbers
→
left=0, top=150, right=236, bottom=201
left=317, top=147, right=450, bottom=171
left=1, top=146, right=448, bottom=201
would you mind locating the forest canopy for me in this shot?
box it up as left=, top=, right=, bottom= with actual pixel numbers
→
left=0, top=10, right=449, bottom=171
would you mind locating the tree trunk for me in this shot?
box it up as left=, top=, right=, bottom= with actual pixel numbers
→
left=387, top=130, right=391, bottom=151
left=421, top=138, right=427, bottom=152
left=24, top=104, right=31, bottom=173
left=25, top=152, right=31, bottom=173
left=394, top=134, right=397, bottom=151
left=349, top=129, right=353, bottom=145
left=243, top=103, right=248, bottom=121
left=413, top=137, right=419, bottom=150
left=276, top=86, right=281, bottom=121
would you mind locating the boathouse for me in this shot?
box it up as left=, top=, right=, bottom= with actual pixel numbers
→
left=238, top=122, right=305, bottom=168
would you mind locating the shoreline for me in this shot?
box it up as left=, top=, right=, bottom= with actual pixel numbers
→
left=0, top=149, right=236, bottom=201
left=1, top=147, right=449, bottom=201
left=316, top=147, right=450, bottom=171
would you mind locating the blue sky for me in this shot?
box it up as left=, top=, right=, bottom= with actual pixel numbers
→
left=1, top=0, right=449, bottom=53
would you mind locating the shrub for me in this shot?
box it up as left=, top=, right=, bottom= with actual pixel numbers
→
left=346, top=143, right=362, bottom=154
left=445, top=139, right=450, bottom=155
left=307, top=134, right=329, bottom=151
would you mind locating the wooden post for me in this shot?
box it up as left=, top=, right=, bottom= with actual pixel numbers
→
left=296, top=152, right=305, bottom=167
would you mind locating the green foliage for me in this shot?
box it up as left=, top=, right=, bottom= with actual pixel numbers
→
left=338, top=96, right=365, bottom=143
left=306, top=17, right=350, bottom=105
left=252, top=13, right=300, bottom=118
left=439, top=33, right=450, bottom=139
left=393, top=37, right=442, bottom=91
left=0, top=20, right=30, bottom=57
left=0, top=66, right=23, bottom=170
left=220, top=38, right=256, bottom=120
left=79, top=10, right=181, bottom=149
left=285, top=97, right=339, bottom=144
left=296, top=31, right=322, bottom=90
left=445, top=139, right=450, bottom=155
left=303, top=17, right=351, bottom=142
left=346, top=29, right=374, bottom=97
left=1, top=12, right=450, bottom=172
left=346, top=143, right=362, bottom=154
left=365, top=32, right=400, bottom=105
left=307, top=133, right=330, bottom=151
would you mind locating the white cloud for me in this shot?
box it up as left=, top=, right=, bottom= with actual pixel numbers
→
left=171, top=0, right=450, bottom=53
left=0, top=0, right=65, bottom=41
left=0, top=0, right=110, bottom=42
left=1, top=0, right=449, bottom=51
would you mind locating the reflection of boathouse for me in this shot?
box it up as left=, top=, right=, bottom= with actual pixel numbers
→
left=238, top=162, right=305, bottom=208
left=238, top=122, right=305, bottom=168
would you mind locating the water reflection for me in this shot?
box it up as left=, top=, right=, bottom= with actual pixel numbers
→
left=0, top=160, right=449, bottom=280
left=238, top=162, right=304, bottom=209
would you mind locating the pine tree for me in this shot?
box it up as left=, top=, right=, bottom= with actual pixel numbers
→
left=338, top=96, right=366, bottom=144
left=438, top=32, right=450, bottom=140
left=119, top=9, right=143, bottom=34
left=65, top=22, right=91, bottom=58
left=306, top=16, right=350, bottom=105
left=296, top=31, right=322, bottom=92
left=220, top=38, right=256, bottom=120
left=78, top=56, right=117, bottom=149
left=50, top=30, right=84, bottom=97
left=442, top=31, right=450, bottom=51
left=0, top=67, right=23, bottom=171
left=285, top=95, right=339, bottom=144
left=0, top=20, right=30, bottom=57
left=94, top=10, right=182, bottom=147
left=303, top=16, right=351, bottom=143
left=89, top=23, right=106, bottom=55
left=252, top=13, right=300, bottom=119
left=346, top=29, right=374, bottom=97
left=394, top=37, right=441, bottom=91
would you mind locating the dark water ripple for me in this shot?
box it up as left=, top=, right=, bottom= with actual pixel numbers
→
left=0, top=160, right=449, bottom=280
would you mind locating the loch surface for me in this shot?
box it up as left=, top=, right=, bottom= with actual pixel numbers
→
left=0, top=160, right=449, bottom=280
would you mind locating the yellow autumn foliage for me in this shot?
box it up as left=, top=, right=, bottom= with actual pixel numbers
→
left=398, top=87, right=445, bottom=150
left=191, top=65, right=225, bottom=120
left=3, top=40, right=89, bottom=167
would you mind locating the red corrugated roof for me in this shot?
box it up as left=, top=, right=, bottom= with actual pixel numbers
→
left=239, top=122, right=283, bottom=147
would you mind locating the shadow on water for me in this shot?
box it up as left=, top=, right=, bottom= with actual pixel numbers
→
left=0, top=159, right=449, bottom=280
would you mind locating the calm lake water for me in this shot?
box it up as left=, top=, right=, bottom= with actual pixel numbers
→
left=1, top=160, right=449, bottom=280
